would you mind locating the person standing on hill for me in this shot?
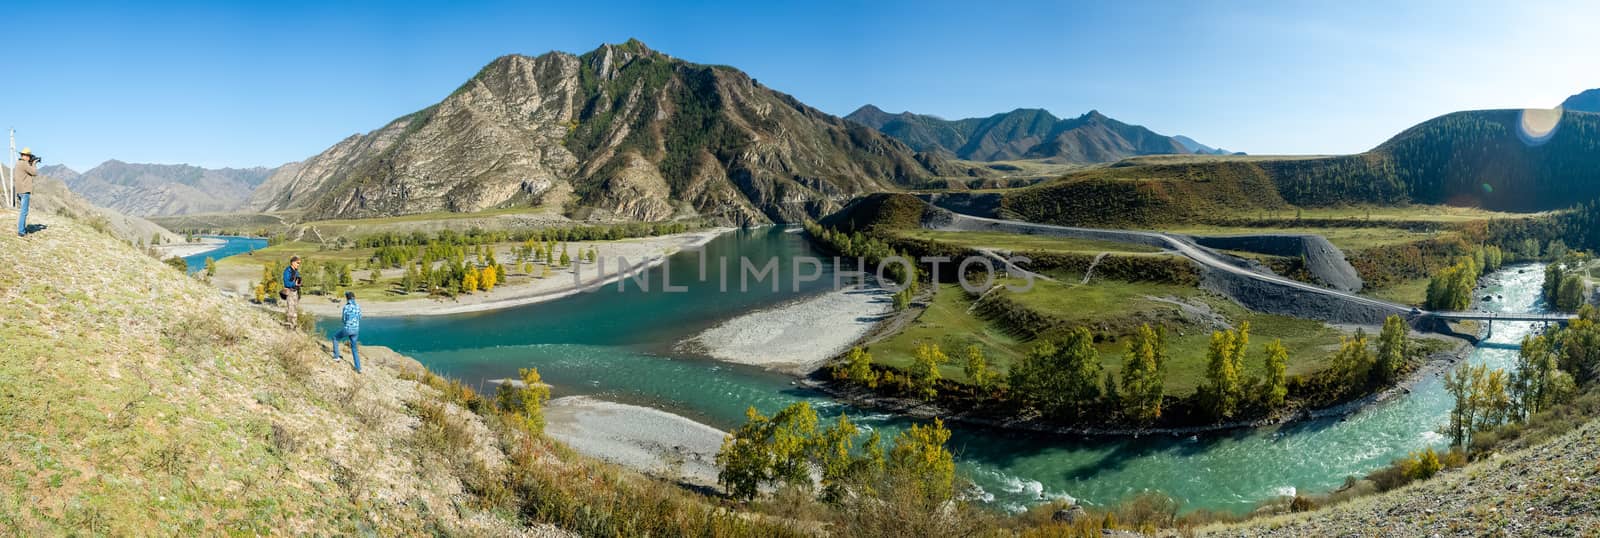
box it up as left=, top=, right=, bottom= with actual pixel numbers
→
left=332, top=291, right=362, bottom=373
left=281, top=256, right=303, bottom=326
left=15, top=148, right=38, bottom=237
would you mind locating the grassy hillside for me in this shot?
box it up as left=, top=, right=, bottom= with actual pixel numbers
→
left=0, top=208, right=800, bottom=536
left=0, top=208, right=550, bottom=535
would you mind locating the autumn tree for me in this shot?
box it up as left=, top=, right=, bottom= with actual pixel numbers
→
left=1119, top=324, right=1167, bottom=423
left=715, top=402, right=820, bottom=500
left=886, top=419, right=956, bottom=502
left=461, top=266, right=479, bottom=294
left=960, top=344, right=998, bottom=393
left=479, top=263, right=498, bottom=292
left=835, top=346, right=878, bottom=388
left=812, top=414, right=860, bottom=503
left=1262, top=339, right=1289, bottom=409
left=494, top=368, right=550, bottom=434
left=1331, top=330, right=1375, bottom=390
left=909, top=342, right=948, bottom=400
left=1200, top=323, right=1249, bottom=420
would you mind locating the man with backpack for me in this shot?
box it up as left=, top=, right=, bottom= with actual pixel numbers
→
left=281, top=256, right=303, bottom=326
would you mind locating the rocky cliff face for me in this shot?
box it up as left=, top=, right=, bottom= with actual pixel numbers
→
left=60, top=160, right=273, bottom=216
left=251, top=40, right=953, bottom=225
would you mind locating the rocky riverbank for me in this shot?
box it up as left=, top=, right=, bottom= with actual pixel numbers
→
left=543, top=396, right=726, bottom=489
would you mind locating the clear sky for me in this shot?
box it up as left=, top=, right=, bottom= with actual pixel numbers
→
left=4, top=0, right=1598, bottom=171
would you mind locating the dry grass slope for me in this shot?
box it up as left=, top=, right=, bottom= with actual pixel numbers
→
left=1203, top=412, right=1600, bottom=536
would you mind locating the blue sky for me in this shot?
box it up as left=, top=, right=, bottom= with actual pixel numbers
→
left=4, top=0, right=1598, bottom=171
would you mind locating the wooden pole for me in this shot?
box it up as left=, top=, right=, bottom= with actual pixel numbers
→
left=4, top=128, right=14, bottom=208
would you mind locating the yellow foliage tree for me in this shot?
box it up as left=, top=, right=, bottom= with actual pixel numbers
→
left=479, top=264, right=498, bottom=292
left=461, top=266, right=479, bottom=294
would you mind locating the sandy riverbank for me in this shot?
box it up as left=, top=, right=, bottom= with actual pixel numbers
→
left=679, top=286, right=894, bottom=374
left=153, top=237, right=226, bottom=260
left=543, top=396, right=726, bottom=488
left=289, top=228, right=733, bottom=317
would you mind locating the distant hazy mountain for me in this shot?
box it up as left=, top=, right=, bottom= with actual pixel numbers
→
left=1172, top=135, right=1238, bottom=155
left=1561, top=88, right=1600, bottom=113
left=844, top=105, right=1223, bottom=162
left=249, top=40, right=959, bottom=224
left=31, top=169, right=182, bottom=245
left=62, top=160, right=275, bottom=216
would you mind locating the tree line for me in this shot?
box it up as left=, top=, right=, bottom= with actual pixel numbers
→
left=833, top=315, right=1417, bottom=428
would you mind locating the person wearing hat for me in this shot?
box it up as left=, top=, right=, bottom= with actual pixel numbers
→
left=281, top=256, right=303, bottom=325
left=331, top=291, right=362, bottom=373
left=15, top=148, right=38, bottom=237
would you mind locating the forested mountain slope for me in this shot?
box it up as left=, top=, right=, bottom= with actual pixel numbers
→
left=845, top=105, right=1214, bottom=162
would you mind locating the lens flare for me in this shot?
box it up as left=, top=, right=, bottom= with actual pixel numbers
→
left=1517, top=107, right=1563, bottom=146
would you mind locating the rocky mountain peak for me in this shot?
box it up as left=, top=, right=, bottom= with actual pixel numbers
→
left=581, top=39, right=660, bottom=81
left=246, top=42, right=953, bottom=225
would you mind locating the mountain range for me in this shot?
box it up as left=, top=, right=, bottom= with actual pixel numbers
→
left=44, top=161, right=275, bottom=217
left=998, top=105, right=1600, bottom=226
left=843, top=105, right=1235, bottom=162
left=245, top=39, right=965, bottom=225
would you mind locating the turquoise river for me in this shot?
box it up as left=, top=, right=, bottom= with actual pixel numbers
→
left=291, top=227, right=1547, bottom=514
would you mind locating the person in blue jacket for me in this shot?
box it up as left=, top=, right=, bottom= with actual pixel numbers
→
left=332, top=291, right=362, bottom=373
left=281, top=256, right=302, bottom=326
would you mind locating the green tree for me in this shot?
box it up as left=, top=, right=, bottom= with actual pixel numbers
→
left=203, top=257, right=217, bottom=278
left=1556, top=274, right=1585, bottom=311
left=369, top=265, right=382, bottom=284
left=560, top=245, right=571, bottom=267
left=1008, top=327, right=1103, bottom=417
left=1119, top=324, right=1166, bottom=423
left=339, top=264, right=354, bottom=287
left=1262, top=339, right=1289, bottom=409
left=399, top=266, right=417, bottom=293
left=1375, top=315, right=1409, bottom=384
left=909, top=342, right=947, bottom=400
